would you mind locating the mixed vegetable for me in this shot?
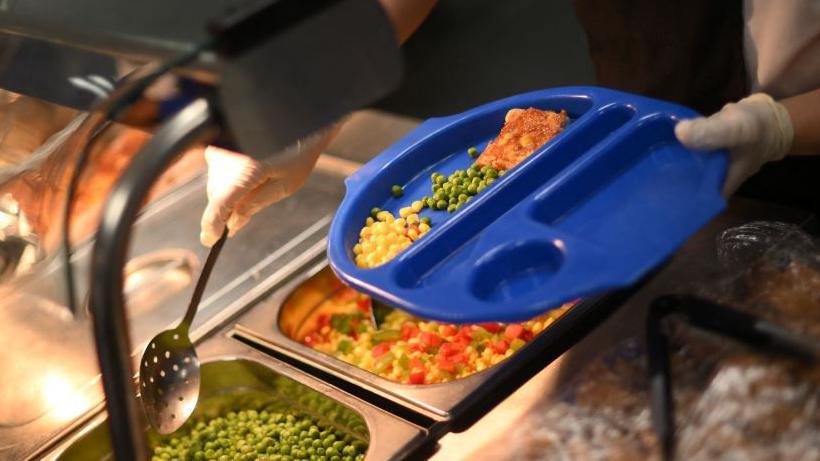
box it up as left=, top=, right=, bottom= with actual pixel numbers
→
left=298, top=281, right=572, bottom=384
left=151, top=409, right=366, bottom=461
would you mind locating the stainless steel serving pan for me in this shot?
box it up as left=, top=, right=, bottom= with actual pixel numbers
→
left=233, top=258, right=626, bottom=432
left=45, top=336, right=431, bottom=461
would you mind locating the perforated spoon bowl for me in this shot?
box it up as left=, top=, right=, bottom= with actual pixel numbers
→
left=138, top=229, right=227, bottom=434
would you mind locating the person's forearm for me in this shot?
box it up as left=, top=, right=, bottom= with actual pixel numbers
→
left=780, top=87, right=820, bottom=155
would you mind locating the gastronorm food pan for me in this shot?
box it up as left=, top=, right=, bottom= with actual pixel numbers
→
left=233, top=258, right=626, bottom=430
left=44, top=336, right=430, bottom=461
left=328, top=86, right=728, bottom=322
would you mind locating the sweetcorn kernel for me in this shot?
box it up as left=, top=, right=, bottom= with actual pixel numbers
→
left=418, top=222, right=431, bottom=233
left=411, top=201, right=424, bottom=213
left=399, top=207, right=412, bottom=218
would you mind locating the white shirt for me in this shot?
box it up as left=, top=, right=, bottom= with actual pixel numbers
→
left=744, top=0, right=820, bottom=98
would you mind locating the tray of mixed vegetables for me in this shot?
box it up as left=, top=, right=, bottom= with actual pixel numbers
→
left=280, top=267, right=573, bottom=385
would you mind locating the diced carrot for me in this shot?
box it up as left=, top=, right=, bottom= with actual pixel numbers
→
left=441, top=325, right=457, bottom=337
left=504, top=324, right=524, bottom=340
left=491, top=339, right=509, bottom=354
left=420, top=331, right=442, bottom=348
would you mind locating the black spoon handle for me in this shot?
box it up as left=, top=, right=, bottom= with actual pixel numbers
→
left=181, top=228, right=229, bottom=327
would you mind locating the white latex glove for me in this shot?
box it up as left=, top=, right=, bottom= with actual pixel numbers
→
left=675, top=93, right=794, bottom=196
left=200, top=125, right=339, bottom=246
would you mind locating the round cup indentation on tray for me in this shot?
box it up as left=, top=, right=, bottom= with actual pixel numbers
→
left=469, top=240, right=564, bottom=303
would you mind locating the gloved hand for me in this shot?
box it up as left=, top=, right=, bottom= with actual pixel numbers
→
left=200, top=124, right=339, bottom=246
left=675, top=93, right=794, bottom=196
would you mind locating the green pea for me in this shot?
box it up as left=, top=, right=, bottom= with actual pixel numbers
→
left=447, top=204, right=457, bottom=213
left=468, top=146, right=478, bottom=157
left=391, top=185, right=404, bottom=198
left=432, top=184, right=441, bottom=192
left=487, top=177, right=496, bottom=185
left=426, top=198, right=437, bottom=209
left=421, top=216, right=432, bottom=225
left=436, top=199, right=448, bottom=210
left=435, top=175, right=445, bottom=185
left=458, top=193, right=468, bottom=202
left=467, top=184, right=478, bottom=194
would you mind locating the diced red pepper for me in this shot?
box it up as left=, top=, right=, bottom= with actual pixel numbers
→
left=480, top=322, right=502, bottom=333
left=439, top=342, right=465, bottom=357
left=491, top=339, right=509, bottom=354
left=316, top=313, right=330, bottom=327
left=409, top=371, right=426, bottom=384
left=420, top=331, right=442, bottom=348
left=449, top=353, right=466, bottom=364
left=372, top=342, right=393, bottom=358
left=504, top=324, right=524, bottom=340
left=440, top=325, right=457, bottom=337
left=409, top=357, right=424, bottom=370
left=521, top=329, right=534, bottom=341
left=436, top=356, right=456, bottom=373
left=402, top=324, right=420, bottom=341
left=408, top=342, right=427, bottom=353
left=356, top=297, right=372, bottom=313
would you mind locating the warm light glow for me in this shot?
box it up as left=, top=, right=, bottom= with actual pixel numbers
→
left=42, top=372, right=92, bottom=422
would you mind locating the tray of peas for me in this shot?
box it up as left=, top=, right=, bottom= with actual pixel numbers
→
left=47, top=337, right=431, bottom=461
left=327, top=86, right=728, bottom=323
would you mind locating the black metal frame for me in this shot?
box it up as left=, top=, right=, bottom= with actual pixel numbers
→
left=89, top=98, right=219, bottom=460
left=646, top=294, right=819, bottom=460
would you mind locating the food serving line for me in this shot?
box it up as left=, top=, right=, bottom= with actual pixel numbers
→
left=1, top=108, right=814, bottom=461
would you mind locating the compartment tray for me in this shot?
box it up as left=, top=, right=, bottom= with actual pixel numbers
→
left=328, top=87, right=726, bottom=322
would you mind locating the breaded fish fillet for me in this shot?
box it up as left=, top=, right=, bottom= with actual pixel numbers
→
left=475, top=108, right=568, bottom=170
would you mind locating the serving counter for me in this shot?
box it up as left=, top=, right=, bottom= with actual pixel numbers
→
left=2, top=110, right=815, bottom=461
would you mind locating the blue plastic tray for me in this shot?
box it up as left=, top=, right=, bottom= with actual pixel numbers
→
left=328, top=87, right=727, bottom=322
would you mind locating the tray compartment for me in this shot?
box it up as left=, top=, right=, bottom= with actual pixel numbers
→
left=469, top=239, right=565, bottom=303
left=530, top=114, right=724, bottom=249
left=392, top=103, right=635, bottom=289
left=337, top=94, right=598, bottom=258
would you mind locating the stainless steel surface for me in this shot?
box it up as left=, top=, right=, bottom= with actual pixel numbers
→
left=232, top=261, right=615, bottom=424
left=0, top=164, right=346, bottom=460
left=139, top=229, right=227, bottom=435
left=45, top=336, right=429, bottom=461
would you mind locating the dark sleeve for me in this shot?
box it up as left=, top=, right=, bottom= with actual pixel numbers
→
left=0, top=36, right=118, bottom=110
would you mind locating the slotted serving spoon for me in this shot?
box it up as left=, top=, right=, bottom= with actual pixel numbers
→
left=138, top=228, right=228, bottom=434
